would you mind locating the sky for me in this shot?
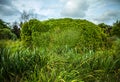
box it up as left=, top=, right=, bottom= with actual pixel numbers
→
left=0, top=0, right=120, bottom=25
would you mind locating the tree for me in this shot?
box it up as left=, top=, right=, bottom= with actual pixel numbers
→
left=20, top=10, right=37, bottom=29
left=21, top=10, right=30, bottom=22
left=112, top=20, right=120, bottom=38
left=12, top=21, right=20, bottom=38
left=20, top=10, right=37, bottom=23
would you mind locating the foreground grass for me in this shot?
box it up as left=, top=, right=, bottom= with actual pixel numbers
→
left=0, top=44, right=120, bottom=82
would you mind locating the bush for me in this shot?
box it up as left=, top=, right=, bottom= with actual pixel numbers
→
left=0, top=28, right=17, bottom=40
left=47, top=18, right=107, bottom=51
left=21, top=19, right=49, bottom=48
left=0, top=19, right=9, bottom=29
left=21, top=18, right=108, bottom=51
left=112, top=20, right=120, bottom=38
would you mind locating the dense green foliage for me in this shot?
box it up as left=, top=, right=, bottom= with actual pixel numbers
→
left=98, top=23, right=112, bottom=36
left=12, top=23, right=20, bottom=38
left=0, top=19, right=17, bottom=40
left=21, top=18, right=108, bottom=51
left=0, top=44, right=120, bottom=82
left=112, top=20, right=120, bottom=38
left=0, top=19, right=9, bottom=29
left=0, top=28, right=17, bottom=40
left=1, top=18, right=120, bottom=82
left=21, top=19, right=49, bottom=47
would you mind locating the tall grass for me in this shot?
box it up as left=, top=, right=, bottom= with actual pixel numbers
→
left=0, top=47, right=48, bottom=82
left=0, top=44, right=120, bottom=82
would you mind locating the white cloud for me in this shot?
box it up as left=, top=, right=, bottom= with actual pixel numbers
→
left=0, top=0, right=120, bottom=25
left=92, top=10, right=120, bottom=24
left=11, top=0, right=62, bottom=20
left=61, top=0, right=89, bottom=18
left=85, top=0, right=120, bottom=24
left=12, top=0, right=43, bottom=13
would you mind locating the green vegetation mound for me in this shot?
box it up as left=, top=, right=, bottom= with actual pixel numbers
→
left=21, top=18, right=107, bottom=51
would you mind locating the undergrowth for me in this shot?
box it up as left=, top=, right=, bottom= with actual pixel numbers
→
left=0, top=44, right=120, bottom=82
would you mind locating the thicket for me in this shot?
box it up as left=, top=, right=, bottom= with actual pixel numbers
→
left=21, top=18, right=108, bottom=51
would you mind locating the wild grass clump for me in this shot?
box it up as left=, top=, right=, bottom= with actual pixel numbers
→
left=0, top=45, right=120, bottom=82
left=0, top=47, right=48, bottom=82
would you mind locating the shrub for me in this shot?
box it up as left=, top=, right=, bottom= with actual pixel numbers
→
left=112, top=20, right=120, bottom=38
left=21, top=18, right=108, bottom=51
left=21, top=19, right=49, bottom=47
left=0, top=28, right=17, bottom=40
left=47, top=18, right=107, bottom=51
